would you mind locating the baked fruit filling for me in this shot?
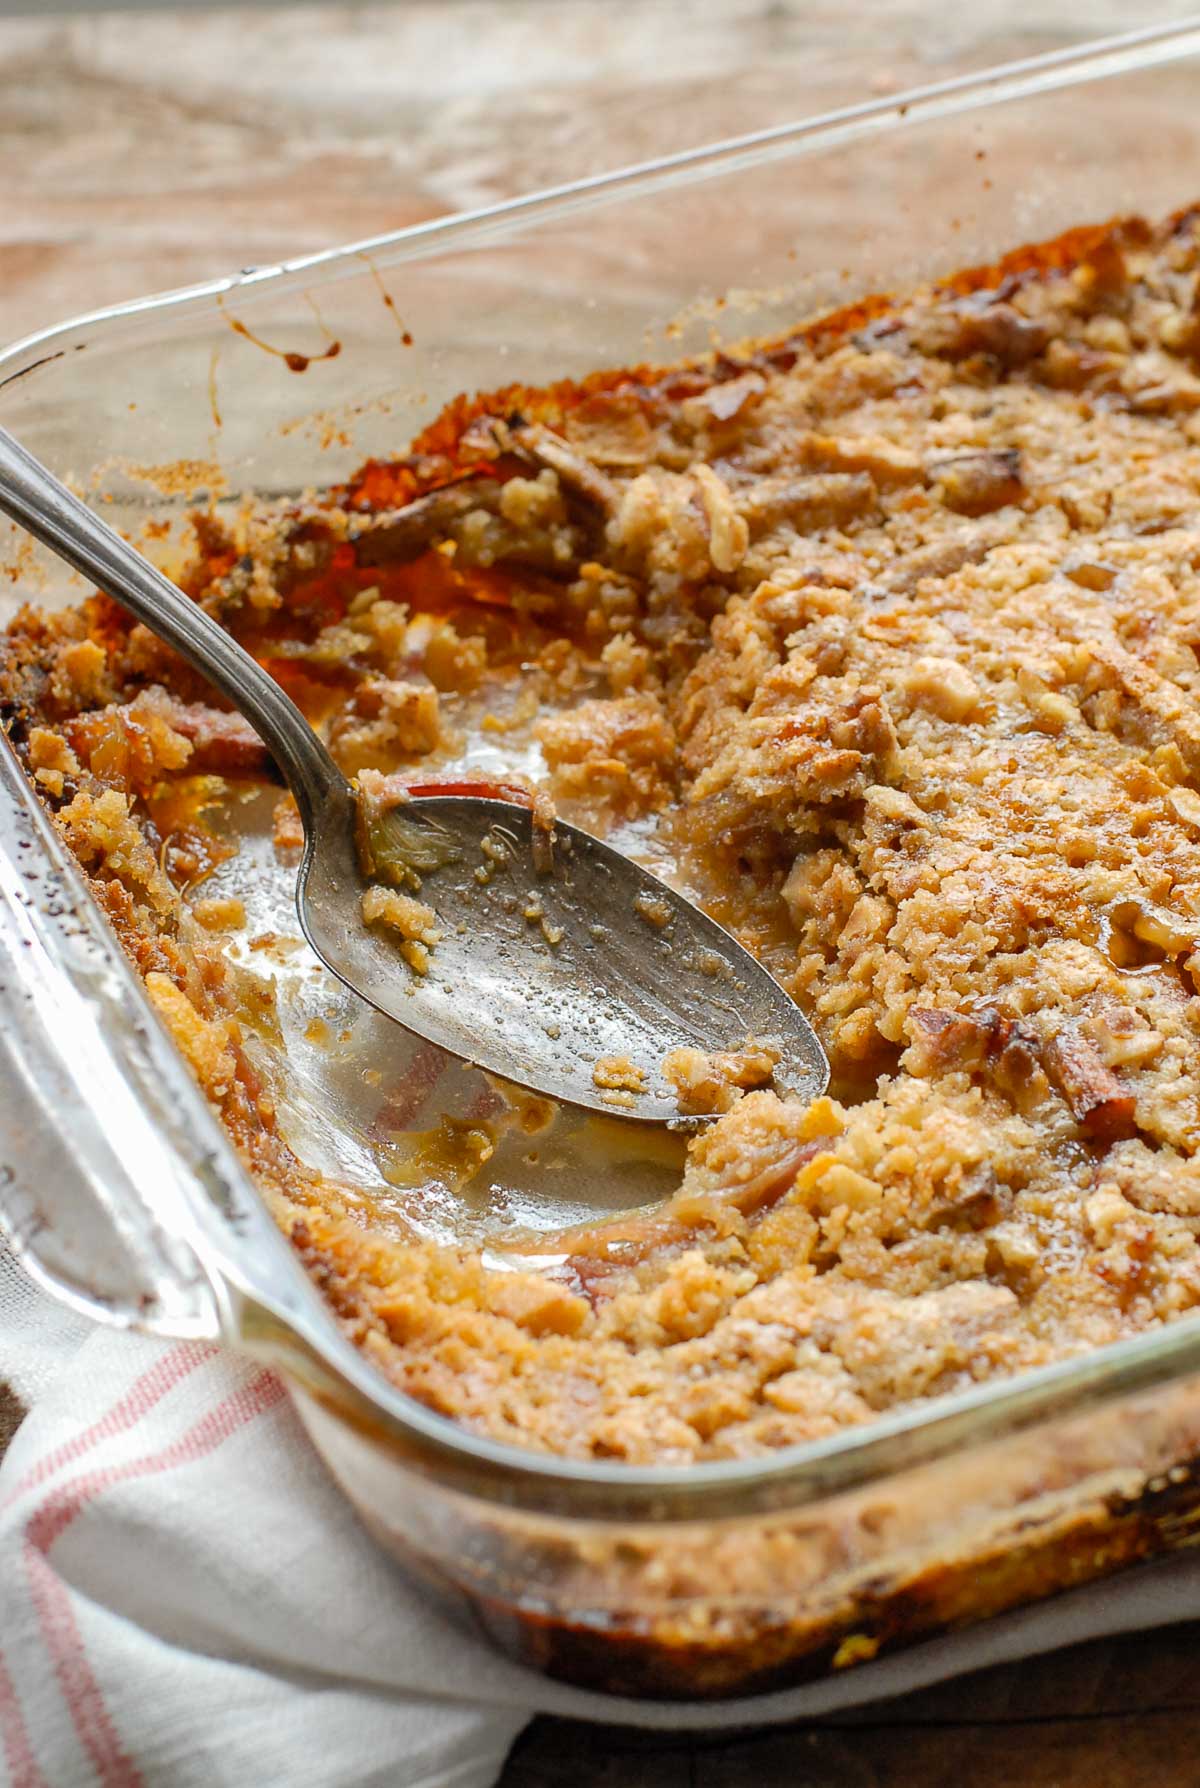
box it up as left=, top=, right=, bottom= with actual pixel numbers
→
left=7, top=210, right=1200, bottom=1463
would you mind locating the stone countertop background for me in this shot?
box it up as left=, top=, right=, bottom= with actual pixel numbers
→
left=3, top=5, right=1200, bottom=1782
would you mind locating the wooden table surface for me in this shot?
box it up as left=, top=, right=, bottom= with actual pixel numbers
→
left=3, top=5, right=1200, bottom=1783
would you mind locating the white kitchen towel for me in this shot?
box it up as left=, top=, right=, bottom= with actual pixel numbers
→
left=6, top=1308, right=1200, bottom=1788
left=0, top=1241, right=92, bottom=1411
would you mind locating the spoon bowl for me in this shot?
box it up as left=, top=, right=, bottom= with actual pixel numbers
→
left=301, top=781, right=828, bottom=1119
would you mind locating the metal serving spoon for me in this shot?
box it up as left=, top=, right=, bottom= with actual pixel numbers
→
left=0, top=427, right=829, bottom=1121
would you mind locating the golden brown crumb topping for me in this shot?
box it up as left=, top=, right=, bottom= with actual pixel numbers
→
left=360, top=886, right=442, bottom=976
left=10, top=209, right=1200, bottom=1464
left=662, top=1039, right=781, bottom=1116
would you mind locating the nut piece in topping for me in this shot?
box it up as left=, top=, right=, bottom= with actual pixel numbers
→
left=903, top=656, right=980, bottom=723
left=1043, top=1023, right=1137, bottom=1144
left=930, top=449, right=1024, bottom=516
left=361, top=886, right=442, bottom=975
left=663, top=1038, right=782, bottom=1116
left=1081, top=1005, right=1164, bottom=1071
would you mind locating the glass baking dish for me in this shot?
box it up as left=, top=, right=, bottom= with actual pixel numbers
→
left=6, top=16, right=1200, bottom=1701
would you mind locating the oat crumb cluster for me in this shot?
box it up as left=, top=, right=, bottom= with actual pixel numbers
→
left=8, top=210, right=1200, bottom=1464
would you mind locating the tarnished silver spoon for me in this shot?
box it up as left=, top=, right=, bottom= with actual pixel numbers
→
left=0, top=426, right=828, bottom=1121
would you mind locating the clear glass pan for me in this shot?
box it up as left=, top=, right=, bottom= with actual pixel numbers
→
left=5, top=15, right=1200, bottom=1698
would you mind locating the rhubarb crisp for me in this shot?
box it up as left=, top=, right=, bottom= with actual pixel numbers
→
left=10, top=210, right=1200, bottom=1467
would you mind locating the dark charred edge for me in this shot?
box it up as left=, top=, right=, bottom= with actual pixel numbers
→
left=335, top=211, right=1168, bottom=518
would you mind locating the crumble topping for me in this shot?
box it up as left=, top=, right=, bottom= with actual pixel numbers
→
left=360, top=885, right=442, bottom=975
left=592, top=1054, right=648, bottom=1094
left=661, top=1039, right=782, bottom=1116
left=9, top=209, right=1200, bottom=1465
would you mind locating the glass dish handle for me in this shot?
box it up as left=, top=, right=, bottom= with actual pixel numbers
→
left=0, top=731, right=224, bottom=1340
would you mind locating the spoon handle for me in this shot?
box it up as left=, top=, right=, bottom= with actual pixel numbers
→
left=0, top=425, right=346, bottom=824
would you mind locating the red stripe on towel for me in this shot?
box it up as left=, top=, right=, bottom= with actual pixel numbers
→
left=0, top=1647, right=50, bottom=1788
left=24, top=1368, right=285, bottom=1788
left=3, top=1342, right=218, bottom=1511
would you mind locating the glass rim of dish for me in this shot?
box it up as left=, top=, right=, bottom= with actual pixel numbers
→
left=6, top=12, right=1200, bottom=1522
